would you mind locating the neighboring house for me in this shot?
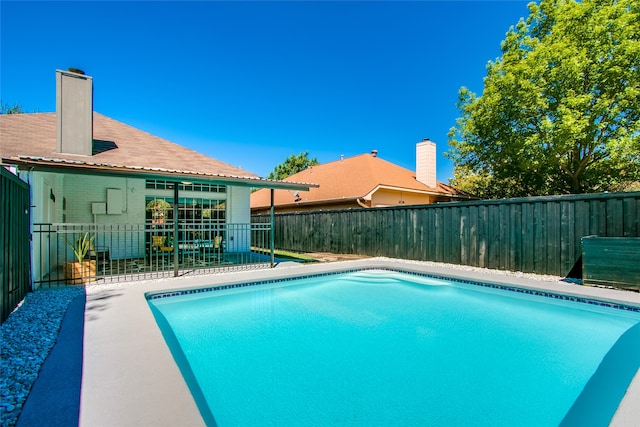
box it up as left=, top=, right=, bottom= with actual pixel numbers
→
left=251, top=140, right=473, bottom=214
left=1, top=69, right=312, bottom=286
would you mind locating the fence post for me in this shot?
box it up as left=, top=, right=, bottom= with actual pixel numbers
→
left=173, top=183, right=179, bottom=277
left=270, top=189, right=275, bottom=268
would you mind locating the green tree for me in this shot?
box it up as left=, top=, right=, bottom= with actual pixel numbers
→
left=0, top=101, right=25, bottom=114
left=267, top=151, right=319, bottom=180
left=447, top=0, right=640, bottom=198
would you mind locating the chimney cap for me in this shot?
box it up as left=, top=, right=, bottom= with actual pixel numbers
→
left=67, top=67, right=85, bottom=75
left=371, top=149, right=378, bottom=157
left=422, top=137, right=431, bottom=142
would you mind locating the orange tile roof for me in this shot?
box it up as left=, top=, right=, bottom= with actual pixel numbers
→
left=1, top=112, right=315, bottom=190
left=250, top=152, right=465, bottom=209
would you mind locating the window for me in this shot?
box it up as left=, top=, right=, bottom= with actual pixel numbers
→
left=145, top=179, right=226, bottom=193
left=146, top=197, right=226, bottom=243
left=146, top=197, right=226, bottom=224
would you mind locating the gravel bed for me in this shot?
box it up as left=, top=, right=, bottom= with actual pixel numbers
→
left=0, top=286, right=85, bottom=427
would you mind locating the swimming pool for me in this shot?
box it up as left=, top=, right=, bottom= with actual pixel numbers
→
left=147, top=269, right=640, bottom=426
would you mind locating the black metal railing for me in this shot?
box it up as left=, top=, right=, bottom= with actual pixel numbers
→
left=33, top=221, right=273, bottom=287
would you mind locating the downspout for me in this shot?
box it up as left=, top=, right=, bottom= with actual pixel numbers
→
left=356, top=197, right=370, bottom=208
left=270, top=189, right=275, bottom=268
left=173, top=183, right=179, bottom=277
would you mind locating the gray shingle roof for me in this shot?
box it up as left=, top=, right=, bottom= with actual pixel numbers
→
left=1, top=112, right=315, bottom=190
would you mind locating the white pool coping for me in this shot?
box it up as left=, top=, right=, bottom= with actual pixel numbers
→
left=79, top=258, right=640, bottom=427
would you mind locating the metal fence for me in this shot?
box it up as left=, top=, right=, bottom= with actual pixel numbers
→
left=33, top=221, right=273, bottom=288
left=1, top=168, right=31, bottom=324
left=254, top=192, right=640, bottom=277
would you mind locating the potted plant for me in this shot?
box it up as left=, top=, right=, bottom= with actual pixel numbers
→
left=64, top=232, right=97, bottom=284
left=146, top=199, right=172, bottom=225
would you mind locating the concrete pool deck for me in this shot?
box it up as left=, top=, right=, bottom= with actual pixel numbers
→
left=72, top=257, right=640, bottom=426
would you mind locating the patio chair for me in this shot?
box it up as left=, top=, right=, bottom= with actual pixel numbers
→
left=200, top=235, right=224, bottom=262
left=179, top=241, right=200, bottom=264
left=213, top=235, right=223, bottom=250
left=88, top=242, right=110, bottom=273
left=149, top=235, right=174, bottom=263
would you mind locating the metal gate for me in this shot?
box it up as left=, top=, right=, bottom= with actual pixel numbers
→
left=1, top=168, right=31, bottom=324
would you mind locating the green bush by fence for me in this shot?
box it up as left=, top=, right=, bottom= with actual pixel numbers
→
left=1, top=168, right=32, bottom=324
left=254, top=192, right=640, bottom=277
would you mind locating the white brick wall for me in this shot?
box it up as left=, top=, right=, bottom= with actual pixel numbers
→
left=416, top=140, right=437, bottom=188
left=62, top=175, right=146, bottom=223
left=62, top=174, right=147, bottom=259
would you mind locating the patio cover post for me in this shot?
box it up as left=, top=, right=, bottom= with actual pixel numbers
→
left=173, top=183, right=179, bottom=277
left=270, top=189, right=275, bottom=268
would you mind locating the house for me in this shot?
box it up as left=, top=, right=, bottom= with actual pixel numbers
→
left=1, top=69, right=314, bottom=286
left=250, top=140, right=472, bottom=214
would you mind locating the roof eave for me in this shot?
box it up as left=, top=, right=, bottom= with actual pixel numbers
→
left=252, top=196, right=360, bottom=210
left=3, top=157, right=318, bottom=191
left=365, top=184, right=457, bottom=198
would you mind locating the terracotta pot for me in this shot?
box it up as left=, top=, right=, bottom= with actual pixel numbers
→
left=64, top=260, right=97, bottom=285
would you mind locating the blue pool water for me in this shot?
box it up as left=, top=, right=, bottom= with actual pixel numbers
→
left=148, top=270, right=640, bottom=426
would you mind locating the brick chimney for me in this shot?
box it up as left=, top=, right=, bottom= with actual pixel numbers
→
left=56, top=69, right=93, bottom=155
left=416, top=138, right=436, bottom=188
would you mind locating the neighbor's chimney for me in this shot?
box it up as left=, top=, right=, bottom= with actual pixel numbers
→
left=416, top=138, right=436, bottom=188
left=56, top=68, right=93, bottom=155
left=371, top=149, right=378, bottom=157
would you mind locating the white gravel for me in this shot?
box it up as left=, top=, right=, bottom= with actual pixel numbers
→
left=0, top=286, right=85, bottom=427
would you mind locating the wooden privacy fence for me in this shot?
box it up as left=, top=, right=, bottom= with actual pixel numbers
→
left=1, top=168, right=31, bottom=324
left=254, top=192, right=640, bottom=277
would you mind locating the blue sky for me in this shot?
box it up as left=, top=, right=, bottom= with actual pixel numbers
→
left=1, top=1, right=530, bottom=183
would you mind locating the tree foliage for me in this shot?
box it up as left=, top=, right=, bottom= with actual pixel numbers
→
left=267, top=151, right=319, bottom=180
left=447, top=0, right=640, bottom=198
left=0, top=101, right=25, bottom=114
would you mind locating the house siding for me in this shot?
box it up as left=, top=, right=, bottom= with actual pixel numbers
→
left=24, top=171, right=60, bottom=224
left=371, top=188, right=434, bottom=208
left=24, top=171, right=60, bottom=282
